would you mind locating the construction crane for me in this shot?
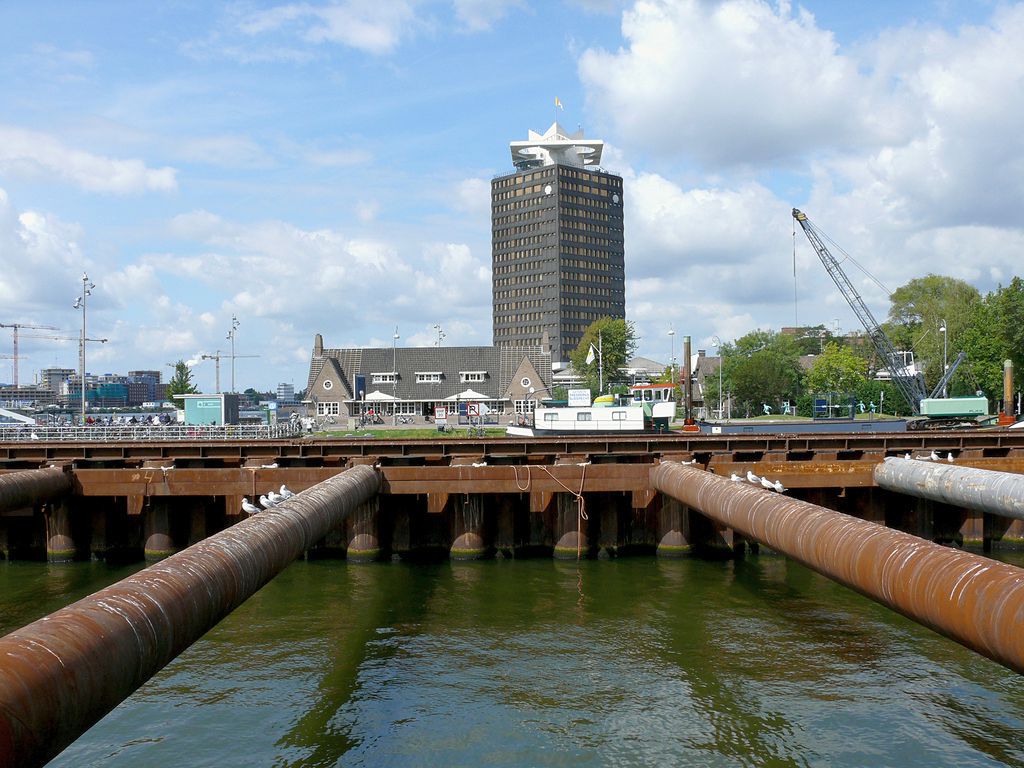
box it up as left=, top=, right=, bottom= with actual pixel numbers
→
left=201, top=350, right=259, bottom=394
left=0, top=323, right=59, bottom=388
left=792, top=209, right=966, bottom=416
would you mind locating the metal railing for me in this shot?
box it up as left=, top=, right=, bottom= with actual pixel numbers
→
left=0, top=423, right=303, bottom=442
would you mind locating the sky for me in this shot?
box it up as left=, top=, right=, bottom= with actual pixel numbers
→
left=1, top=0, right=1022, bottom=394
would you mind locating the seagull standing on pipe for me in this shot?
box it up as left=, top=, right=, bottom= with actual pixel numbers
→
left=241, top=497, right=260, bottom=515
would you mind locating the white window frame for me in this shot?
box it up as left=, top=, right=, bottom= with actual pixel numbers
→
left=316, top=402, right=340, bottom=415
left=371, top=372, right=396, bottom=384
left=416, top=372, right=443, bottom=384
left=460, top=371, right=487, bottom=383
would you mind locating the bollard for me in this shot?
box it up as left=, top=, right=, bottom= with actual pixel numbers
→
left=651, top=462, right=1024, bottom=675
left=874, top=457, right=1024, bottom=521
left=0, top=464, right=379, bottom=768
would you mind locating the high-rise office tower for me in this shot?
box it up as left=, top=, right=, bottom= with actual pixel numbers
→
left=491, top=122, right=625, bottom=368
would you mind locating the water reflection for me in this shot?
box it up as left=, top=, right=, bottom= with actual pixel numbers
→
left=3, top=555, right=1020, bottom=768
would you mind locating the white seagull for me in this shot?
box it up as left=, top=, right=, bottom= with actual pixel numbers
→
left=746, top=470, right=760, bottom=484
left=904, top=453, right=912, bottom=460
left=760, top=476, right=776, bottom=490
left=773, top=480, right=787, bottom=493
left=279, top=484, right=295, bottom=499
left=259, top=494, right=278, bottom=508
left=260, top=462, right=279, bottom=469
left=930, top=450, right=941, bottom=461
left=947, top=452, right=955, bottom=462
left=241, top=497, right=261, bottom=515
left=730, top=473, right=743, bottom=482
left=267, top=490, right=284, bottom=504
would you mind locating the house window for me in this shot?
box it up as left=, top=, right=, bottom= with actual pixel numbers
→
left=460, top=371, right=486, bottom=383
left=322, top=380, right=333, bottom=391
left=317, top=402, right=340, bottom=415
left=372, top=372, right=396, bottom=384
left=514, top=399, right=536, bottom=414
left=416, top=372, right=443, bottom=383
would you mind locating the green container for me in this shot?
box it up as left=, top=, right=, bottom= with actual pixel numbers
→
left=919, top=396, right=988, bottom=417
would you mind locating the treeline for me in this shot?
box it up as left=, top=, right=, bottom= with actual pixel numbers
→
left=706, top=275, right=1024, bottom=416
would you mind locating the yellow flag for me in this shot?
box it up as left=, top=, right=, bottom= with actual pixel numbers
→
left=555, top=96, right=563, bottom=110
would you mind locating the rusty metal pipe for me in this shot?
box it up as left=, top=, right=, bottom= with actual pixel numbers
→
left=0, top=467, right=72, bottom=513
left=874, top=457, right=1024, bottom=520
left=0, top=464, right=379, bottom=768
left=651, top=462, right=1024, bottom=675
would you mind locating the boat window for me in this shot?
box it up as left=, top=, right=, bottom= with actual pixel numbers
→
left=644, top=390, right=653, bottom=401
left=543, top=412, right=560, bottom=422
left=612, top=410, right=627, bottom=421
left=577, top=412, right=592, bottom=421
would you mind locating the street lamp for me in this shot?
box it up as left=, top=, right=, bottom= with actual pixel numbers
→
left=939, top=319, right=948, bottom=397
left=711, top=335, right=723, bottom=420
left=393, top=325, right=399, bottom=425
left=73, top=272, right=95, bottom=426
left=433, top=324, right=445, bottom=346
left=668, top=325, right=676, bottom=388
left=226, top=315, right=240, bottom=393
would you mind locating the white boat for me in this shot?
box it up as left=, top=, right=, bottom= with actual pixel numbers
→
left=507, top=384, right=676, bottom=436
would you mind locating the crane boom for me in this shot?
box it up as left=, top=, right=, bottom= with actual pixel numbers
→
left=0, top=323, right=60, bottom=388
left=792, top=209, right=928, bottom=414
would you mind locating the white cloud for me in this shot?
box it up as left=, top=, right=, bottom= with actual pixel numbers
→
left=579, top=0, right=912, bottom=166
left=0, top=125, right=177, bottom=193
left=0, top=189, right=87, bottom=314
left=452, top=177, right=490, bottom=216
left=452, top=0, right=524, bottom=31
left=237, top=1, right=420, bottom=55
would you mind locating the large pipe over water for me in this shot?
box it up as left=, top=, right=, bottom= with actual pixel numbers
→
left=0, top=466, right=72, bottom=513
left=0, top=464, right=379, bottom=768
left=874, top=457, right=1024, bottom=520
left=651, top=462, right=1024, bottom=675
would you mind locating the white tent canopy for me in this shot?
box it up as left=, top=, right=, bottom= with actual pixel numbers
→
left=445, top=389, right=490, bottom=401
left=364, top=390, right=398, bottom=401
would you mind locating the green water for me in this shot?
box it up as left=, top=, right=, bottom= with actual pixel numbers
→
left=3, top=555, right=1024, bottom=767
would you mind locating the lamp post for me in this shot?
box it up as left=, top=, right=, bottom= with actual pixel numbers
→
left=433, top=324, right=445, bottom=346
left=668, top=325, right=676, bottom=389
left=73, top=272, right=95, bottom=426
left=939, top=319, right=948, bottom=397
left=711, top=335, right=723, bottom=420
left=393, top=325, right=399, bottom=425
left=226, top=315, right=239, bottom=393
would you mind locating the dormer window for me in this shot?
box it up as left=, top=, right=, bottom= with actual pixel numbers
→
left=372, top=372, right=396, bottom=384
left=460, top=371, right=486, bottom=383
left=416, top=372, right=443, bottom=383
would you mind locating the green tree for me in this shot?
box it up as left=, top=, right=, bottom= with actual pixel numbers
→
left=805, top=342, right=868, bottom=395
left=569, top=318, right=638, bottom=395
left=996, top=276, right=1024, bottom=377
left=165, top=360, right=198, bottom=403
left=723, top=330, right=803, bottom=416
left=885, top=275, right=981, bottom=392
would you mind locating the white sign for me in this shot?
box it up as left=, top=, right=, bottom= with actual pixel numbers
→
left=434, top=406, right=447, bottom=424
left=568, top=389, right=592, bottom=407
left=467, top=403, right=479, bottom=417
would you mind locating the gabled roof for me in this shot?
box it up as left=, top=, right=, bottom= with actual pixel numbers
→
left=307, top=340, right=552, bottom=402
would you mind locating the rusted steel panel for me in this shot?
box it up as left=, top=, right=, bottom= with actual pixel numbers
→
left=874, top=457, right=1024, bottom=520
left=0, top=464, right=379, bottom=768
left=0, top=467, right=72, bottom=513
left=651, top=462, right=1024, bottom=675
